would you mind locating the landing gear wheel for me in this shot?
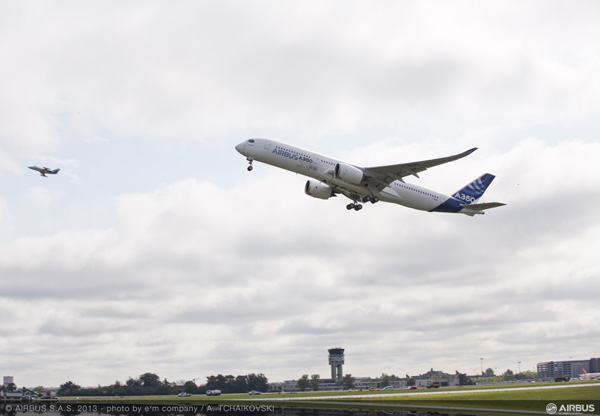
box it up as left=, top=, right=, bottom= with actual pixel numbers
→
left=363, top=195, right=379, bottom=203
left=346, top=203, right=355, bottom=210
left=247, top=165, right=253, bottom=171
left=354, top=204, right=363, bottom=211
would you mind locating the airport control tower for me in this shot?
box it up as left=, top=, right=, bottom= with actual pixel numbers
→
left=328, top=348, right=345, bottom=382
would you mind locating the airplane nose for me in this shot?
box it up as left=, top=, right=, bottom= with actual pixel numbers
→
left=235, top=143, right=245, bottom=154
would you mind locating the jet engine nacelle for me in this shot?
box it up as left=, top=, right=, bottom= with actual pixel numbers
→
left=334, top=163, right=365, bottom=185
left=305, top=180, right=334, bottom=200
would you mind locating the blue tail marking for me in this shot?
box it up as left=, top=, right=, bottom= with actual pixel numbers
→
left=452, top=173, right=495, bottom=205
left=430, top=173, right=495, bottom=213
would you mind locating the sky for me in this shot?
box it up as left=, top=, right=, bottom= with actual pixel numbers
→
left=1, top=1, right=600, bottom=388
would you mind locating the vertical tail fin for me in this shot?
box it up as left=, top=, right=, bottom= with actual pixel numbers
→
left=453, top=173, right=496, bottom=205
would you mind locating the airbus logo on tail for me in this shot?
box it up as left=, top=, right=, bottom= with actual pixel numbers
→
left=469, top=177, right=488, bottom=192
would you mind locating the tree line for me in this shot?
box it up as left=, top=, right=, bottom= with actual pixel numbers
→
left=57, top=372, right=268, bottom=396
left=292, top=370, right=536, bottom=391
left=0, top=383, right=17, bottom=393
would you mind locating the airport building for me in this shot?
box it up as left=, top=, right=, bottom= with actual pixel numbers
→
left=353, top=377, right=408, bottom=390
left=273, top=376, right=344, bottom=392
left=537, top=357, right=599, bottom=379
left=592, top=358, right=600, bottom=373
left=3, top=376, right=14, bottom=387
left=413, top=368, right=460, bottom=388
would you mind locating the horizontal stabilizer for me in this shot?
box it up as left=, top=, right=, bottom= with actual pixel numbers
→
left=461, top=202, right=506, bottom=211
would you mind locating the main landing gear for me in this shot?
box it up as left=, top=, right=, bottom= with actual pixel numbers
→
left=246, top=157, right=254, bottom=171
left=362, top=195, right=380, bottom=203
left=346, top=203, right=363, bottom=211
left=347, top=195, right=380, bottom=211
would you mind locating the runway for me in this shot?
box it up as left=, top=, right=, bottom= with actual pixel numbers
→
left=267, top=382, right=600, bottom=401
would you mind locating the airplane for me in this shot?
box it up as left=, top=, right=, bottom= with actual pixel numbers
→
left=580, top=369, right=600, bottom=380
left=28, top=166, right=60, bottom=177
left=235, top=138, right=505, bottom=216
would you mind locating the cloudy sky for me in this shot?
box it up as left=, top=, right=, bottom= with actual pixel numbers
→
left=2, top=1, right=600, bottom=388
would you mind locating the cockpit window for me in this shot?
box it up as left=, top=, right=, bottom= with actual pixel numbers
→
left=248, top=139, right=255, bottom=143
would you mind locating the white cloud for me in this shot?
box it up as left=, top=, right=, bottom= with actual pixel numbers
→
left=25, top=186, right=60, bottom=209
left=3, top=1, right=600, bottom=161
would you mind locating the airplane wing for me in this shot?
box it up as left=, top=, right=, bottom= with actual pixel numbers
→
left=362, top=148, right=478, bottom=193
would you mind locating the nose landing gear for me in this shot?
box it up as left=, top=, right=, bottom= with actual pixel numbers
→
left=246, top=157, right=254, bottom=171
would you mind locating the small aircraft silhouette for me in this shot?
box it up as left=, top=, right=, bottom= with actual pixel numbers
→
left=28, top=166, right=60, bottom=177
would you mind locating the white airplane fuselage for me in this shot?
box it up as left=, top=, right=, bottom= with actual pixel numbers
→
left=235, top=138, right=498, bottom=215
left=28, top=166, right=60, bottom=177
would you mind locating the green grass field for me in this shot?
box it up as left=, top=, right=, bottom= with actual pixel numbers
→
left=57, top=381, right=600, bottom=415
left=340, top=383, right=600, bottom=414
